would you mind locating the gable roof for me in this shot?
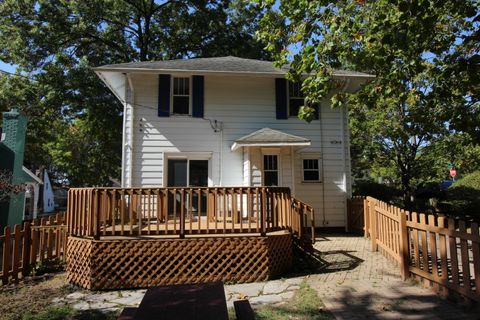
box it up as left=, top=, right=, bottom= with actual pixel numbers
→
left=231, top=128, right=311, bottom=151
left=95, top=56, right=374, bottom=78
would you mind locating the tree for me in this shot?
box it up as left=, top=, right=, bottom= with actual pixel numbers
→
left=0, top=0, right=269, bottom=186
left=257, top=0, right=479, bottom=207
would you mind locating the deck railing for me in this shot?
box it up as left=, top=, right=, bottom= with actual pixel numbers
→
left=67, top=187, right=314, bottom=241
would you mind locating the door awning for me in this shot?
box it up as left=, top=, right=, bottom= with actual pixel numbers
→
left=231, top=128, right=311, bottom=151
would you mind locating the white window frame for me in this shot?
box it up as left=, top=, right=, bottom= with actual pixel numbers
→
left=261, top=148, right=281, bottom=186
left=171, top=76, right=192, bottom=116
left=288, top=81, right=304, bottom=118
left=302, top=157, right=322, bottom=183
left=164, top=152, right=212, bottom=187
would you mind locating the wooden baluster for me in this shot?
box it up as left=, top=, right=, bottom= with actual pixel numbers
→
left=21, top=222, right=31, bottom=277
left=261, top=188, right=267, bottom=236
left=448, top=218, right=460, bottom=288
left=222, top=188, right=226, bottom=234
left=155, top=190, right=160, bottom=235
left=458, top=220, right=471, bottom=290
left=163, top=189, right=168, bottom=235
left=231, top=189, right=235, bottom=233
left=180, top=189, right=185, bottom=238
left=255, top=188, right=260, bottom=233
left=173, top=189, right=177, bottom=234
left=197, top=189, right=202, bottom=234
left=470, top=222, right=480, bottom=298
left=11, top=224, right=21, bottom=281
left=437, top=217, right=448, bottom=285
left=239, top=190, right=244, bottom=234
left=2, top=227, right=11, bottom=285
left=147, top=189, right=152, bottom=235
left=189, top=188, right=193, bottom=234
left=127, top=189, right=133, bottom=235
left=428, top=215, right=439, bottom=278
left=30, top=222, right=39, bottom=269
left=247, top=189, right=251, bottom=233
left=120, top=190, right=125, bottom=236
left=419, top=214, right=429, bottom=272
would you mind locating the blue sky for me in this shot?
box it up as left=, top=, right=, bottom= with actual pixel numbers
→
left=0, top=61, right=16, bottom=74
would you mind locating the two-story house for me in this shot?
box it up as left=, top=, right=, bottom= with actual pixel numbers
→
left=95, top=56, right=373, bottom=229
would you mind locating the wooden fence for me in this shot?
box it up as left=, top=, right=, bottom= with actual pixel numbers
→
left=67, top=187, right=315, bottom=242
left=0, top=213, right=67, bottom=286
left=364, top=196, right=480, bottom=302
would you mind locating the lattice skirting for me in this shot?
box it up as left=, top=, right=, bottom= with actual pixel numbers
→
left=66, top=234, right=292, bottom=290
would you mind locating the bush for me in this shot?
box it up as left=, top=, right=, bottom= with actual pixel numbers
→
left=353, top=179, right=403, bottom=204
left=441, top=171, right=480, bottom=217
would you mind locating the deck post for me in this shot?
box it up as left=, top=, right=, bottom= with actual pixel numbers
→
left=260, top=189, right=266, bottom=237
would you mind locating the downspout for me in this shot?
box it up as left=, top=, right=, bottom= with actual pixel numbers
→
left=127, top=73, right=135, bottom=188
left=121, top=74, right=128, bottom=188
left=320, top=104, right=326, bottom=226
left=341, top=79, right=351, bottom=232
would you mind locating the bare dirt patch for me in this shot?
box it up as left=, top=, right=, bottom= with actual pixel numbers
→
left=0, top=272, right=74, bottom=320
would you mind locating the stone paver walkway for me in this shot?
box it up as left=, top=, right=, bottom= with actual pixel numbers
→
left=308, top=234, right=478, bottom=320
left=54, top=234, right=479, bottom=319
left=54, top=276, right=305, bottom=312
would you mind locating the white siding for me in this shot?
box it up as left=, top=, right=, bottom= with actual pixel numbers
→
left=125, top=74, right=351, bottom=227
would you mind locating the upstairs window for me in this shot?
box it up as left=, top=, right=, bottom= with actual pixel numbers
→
left=172, top=77, right=190, bottom=115
left=303, top=159, right=321, bottom=182
left=288, top=81, right=319, bottom=119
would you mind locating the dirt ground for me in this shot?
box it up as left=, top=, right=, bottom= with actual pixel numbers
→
left=0, top=272, right=72, bottom=320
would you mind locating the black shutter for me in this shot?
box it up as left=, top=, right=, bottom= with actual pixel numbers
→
left=158, top=74, right=171, bottom=117
left=275, top=78, right=288, bottom=119
left=192, top=75, right=204, bottom=118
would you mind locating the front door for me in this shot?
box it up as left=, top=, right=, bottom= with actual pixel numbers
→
left=167, top=159, right=208, bottom=216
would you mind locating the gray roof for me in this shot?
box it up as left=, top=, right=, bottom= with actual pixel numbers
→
left=231, top=128, right=311, bottom=150
left=96, top=56, right=374, bottom=78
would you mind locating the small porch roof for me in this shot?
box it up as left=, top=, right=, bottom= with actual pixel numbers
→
left=231, top=128, right=311, bottom=151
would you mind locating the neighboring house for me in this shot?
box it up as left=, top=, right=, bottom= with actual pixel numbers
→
left=95, top=56, right=373, bottom=228
left=0, top=109, right=43, bottom=229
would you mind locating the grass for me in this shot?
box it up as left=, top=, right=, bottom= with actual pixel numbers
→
left=20, top=305, right=119, bottom=320
left=229, top=281, right=334, bottom=320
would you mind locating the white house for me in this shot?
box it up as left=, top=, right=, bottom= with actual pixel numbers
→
left=95, top=56, right=373, bottom=229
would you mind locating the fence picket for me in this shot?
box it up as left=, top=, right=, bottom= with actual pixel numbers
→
left=361, top=196, right=480, bottom=302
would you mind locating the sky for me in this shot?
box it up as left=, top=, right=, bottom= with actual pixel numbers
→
left=0, top=61, right=16, bottom=74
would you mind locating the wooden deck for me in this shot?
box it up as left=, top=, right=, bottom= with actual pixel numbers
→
left=65, top=187, right=314, bottom=290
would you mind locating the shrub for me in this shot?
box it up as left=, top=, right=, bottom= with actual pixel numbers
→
left=441, top=171, right=480, bottom=217
left=353, top=179, right=403, bottom=204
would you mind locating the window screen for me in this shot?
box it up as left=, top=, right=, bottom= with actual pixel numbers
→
left=173, top=77, right=190, bottom=114
left=303, top=159, right=320, bottom=181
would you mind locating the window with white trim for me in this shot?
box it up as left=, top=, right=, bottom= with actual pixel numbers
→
left=172, top=77, right=190, bottom=115
left=263, top=155, right=279, bottom=186
left=288, top=81, right=319, bottom=119
left=303, top=159, right=321, bottom=182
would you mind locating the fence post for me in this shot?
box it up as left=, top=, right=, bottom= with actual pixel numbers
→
left=369, top=197, right=378, bottom=251
left=363, top=198, right=369, bottom=238
left=398, top=209, right=410, bottom=280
